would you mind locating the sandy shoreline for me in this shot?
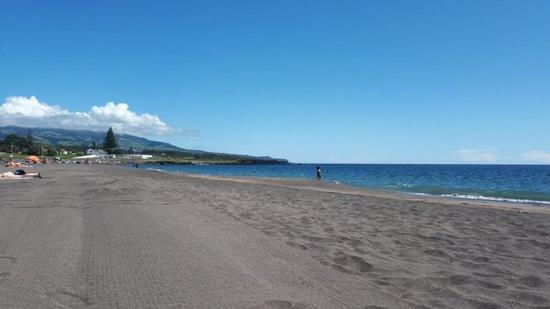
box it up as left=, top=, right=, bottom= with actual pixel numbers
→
left=147, top=167, right=550, bottom=214
left=1, top=164, right=550, bottom=308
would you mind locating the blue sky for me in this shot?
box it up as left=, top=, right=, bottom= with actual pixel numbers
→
left=1, top=0, right=549, bottom=163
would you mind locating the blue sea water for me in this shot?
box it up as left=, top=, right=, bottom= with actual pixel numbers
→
left=140, top=164, right=550, bottom=205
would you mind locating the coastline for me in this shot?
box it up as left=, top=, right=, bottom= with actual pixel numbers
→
left=142, top=167, right=550, bottom=214
left=2, top=164, right=550, bottom=308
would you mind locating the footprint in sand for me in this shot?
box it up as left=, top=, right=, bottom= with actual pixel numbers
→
left=46, top=290, right=93, bottom=307
left=472, top=256, right=491, bottom=263
left=448, top=275, right=472, bottom=286
left=528, top=239, right=550, bottom=250
left=424, top=249, right=452, bottom=260
left=519, top=275, right=545, bottom=288
left=332, top=253, right=373, bottom=274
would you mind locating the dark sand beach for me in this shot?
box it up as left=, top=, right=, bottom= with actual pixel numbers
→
left=1, top=164, right=549, bottom=308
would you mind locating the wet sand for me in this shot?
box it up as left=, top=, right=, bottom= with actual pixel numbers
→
left=1, top=164, right=549, bottom=308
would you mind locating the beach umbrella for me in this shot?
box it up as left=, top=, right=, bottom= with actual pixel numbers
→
left=26, top=155, right=40, bottom=163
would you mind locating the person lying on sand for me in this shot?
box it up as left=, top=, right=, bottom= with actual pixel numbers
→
left=1, top=169, right=42, bottom=179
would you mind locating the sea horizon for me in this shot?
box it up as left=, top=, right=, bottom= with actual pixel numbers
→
left=137, top=163, right=550, bottom=205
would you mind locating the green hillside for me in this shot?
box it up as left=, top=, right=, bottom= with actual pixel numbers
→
left=0, top=126, right=288, bottom=164
left=0, top=126, right=185, bottom=151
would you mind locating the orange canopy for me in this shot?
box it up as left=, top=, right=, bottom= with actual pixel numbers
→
left=26, top=155, right=40, bottom=163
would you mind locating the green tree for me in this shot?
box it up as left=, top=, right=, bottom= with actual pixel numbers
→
left=0, top=134, right=25, bottom=153
left=91, top=141, right=97, bottom=149
left=103, top=127, right=118, bottom=154
left=22, top=130, right=39, bottom=154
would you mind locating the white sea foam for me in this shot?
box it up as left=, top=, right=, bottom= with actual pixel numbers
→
left=146, top=168, right=165, bottom=173
left=439, top=193, right=550, bottom=205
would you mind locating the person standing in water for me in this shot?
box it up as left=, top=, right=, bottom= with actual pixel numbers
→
left=316, top=166, right=322, bottom=181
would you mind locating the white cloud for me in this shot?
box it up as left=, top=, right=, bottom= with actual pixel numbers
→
left=521, top=150, right=550, bottom=164
left=0, top=96, right=178, bottom=136
left=458, top=149, right=496, bottom=163
left=0, top=96, right=67, bottom=118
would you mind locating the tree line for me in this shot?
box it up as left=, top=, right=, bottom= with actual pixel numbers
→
left=0, top=127, right=119, bottom=156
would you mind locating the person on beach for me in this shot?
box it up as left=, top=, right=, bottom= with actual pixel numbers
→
left=1, top=169, right=42, bottom=179
left=316, top=166, right=322, bottom=181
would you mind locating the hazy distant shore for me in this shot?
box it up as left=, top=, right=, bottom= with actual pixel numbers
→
left=1, top=164, right=549, bottom=308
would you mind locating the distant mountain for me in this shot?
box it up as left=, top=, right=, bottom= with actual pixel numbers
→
left=0, top=126, right=288, bottom=163
left=0, top=126, right=185, bottom=151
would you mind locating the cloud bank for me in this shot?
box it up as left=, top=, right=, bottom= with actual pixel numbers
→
left=458, top=149, right=496, bottom=163
left=0, top=96, right=176, bottom=136
left=521, top=150, right=550, bottom=164
left=457, top=149, right=550, bottom=164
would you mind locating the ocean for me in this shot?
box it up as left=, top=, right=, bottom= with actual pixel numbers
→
left=139, top=163, right=550, bottom=205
